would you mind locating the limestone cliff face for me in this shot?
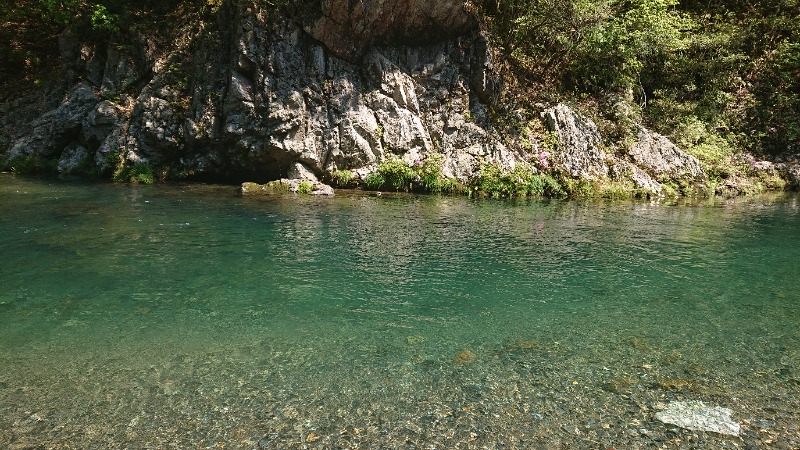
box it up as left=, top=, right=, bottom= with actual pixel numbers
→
left=302, top=0, right=476, bottom=61
left=3, top=1, right=515, bottom=184
left=1, top=0, right=753, bottom=196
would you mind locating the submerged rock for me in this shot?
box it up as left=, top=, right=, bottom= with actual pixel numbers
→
left=453, top=349, right=477, bottom=365
left=654, top=400, right=740, bottom=436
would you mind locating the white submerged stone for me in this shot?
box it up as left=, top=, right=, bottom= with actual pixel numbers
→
left=655, top=400, right=740, bottom=436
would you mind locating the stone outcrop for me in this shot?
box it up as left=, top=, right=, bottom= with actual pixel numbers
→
left=542, top=104, right=609, bottom=179
left=2, top=3, right=514, bottom=185
left=6, top=83, right=99, bottom=162
left=241, top=179, right=335, bottom=196
left=775, top=157, right=800, bottom=189
left=0, top=0, right=731, bottom=196
left=302, top=0, right=475, bottom=62
left=629, top=126, right=704, bottom=182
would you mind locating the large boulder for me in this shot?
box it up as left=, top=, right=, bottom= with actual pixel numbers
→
left=629, top=126, right=705, bottom=181
left=7, top=83, right=99, bottom=160
left=57, top=143, right=89, bottom=174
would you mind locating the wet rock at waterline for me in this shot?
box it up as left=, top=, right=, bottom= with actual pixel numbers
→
left=241, top=180, right=334, bottom=196
left=654, top=401, right=740, bottom=436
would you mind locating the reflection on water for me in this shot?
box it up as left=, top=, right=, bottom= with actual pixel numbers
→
left=1, top=175, right=799, bottom=448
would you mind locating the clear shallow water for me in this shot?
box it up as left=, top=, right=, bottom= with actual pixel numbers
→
left=1, top=174, right=799, bottom=449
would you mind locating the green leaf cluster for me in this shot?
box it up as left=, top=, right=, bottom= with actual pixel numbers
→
left=468, top=162, right=564, bottom=198
left=114, top=162, right=155, bottom=184
left=296, top=181, right=314, bottom=194
left=364, top=154, right=459, bottom=193
left=483, top=0, right=799, bottom=157
left=329, top=170, right=355, bottom=187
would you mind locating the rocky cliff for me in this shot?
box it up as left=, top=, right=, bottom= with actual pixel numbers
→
left=1, top=0, right=795, bottom=196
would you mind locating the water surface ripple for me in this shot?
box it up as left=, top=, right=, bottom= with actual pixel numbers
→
left=1, top=175, right=798, bottom=448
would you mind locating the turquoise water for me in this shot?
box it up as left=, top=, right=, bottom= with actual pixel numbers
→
left=1, top=174, right=799, bottom=448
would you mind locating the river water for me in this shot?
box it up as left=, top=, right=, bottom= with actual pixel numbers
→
left=1, top=174, right=798, bottom=449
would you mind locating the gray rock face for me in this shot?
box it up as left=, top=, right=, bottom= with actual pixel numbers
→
left=57, top=143, right=89, bottom=174
left=7, top=83, right=99, bottom=161
left=776, top=161, right=800, bottom=188
left=287, top=162, right=318, bottom=181
left=611, top=161, right=662, bottom=195
left=542, top=104, right=609, bottom=179
left=2, top=1, right=717, bottom=195
left=172, top=9, right=511, bottom=183
left=630, top=126, right=704, bottom=181
left=302, top=0, right=475, bottom=61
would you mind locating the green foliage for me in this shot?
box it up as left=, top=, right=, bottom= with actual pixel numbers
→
left=642, top=2, right=799, bottom=156
left=40, top=0, right=85, bottom=25
left=573, top=0, right=692, bottom=92
left=467, top=162, right=651, bottom=199
left=114, top=162, right=155, bottom=184
left=7, top=154, right=57, bottom=175
left=482, top=0, right=799, bottom=157
left=296, top=181, right=314, bottom=194
left=90, top=3, right=119, bottom=32
left=36, top=0, right=123, bottom=31
left=330, top=170, right=354, bottom=187
left=416, top=153, right=453, bottom=193
left=469, top=162, right=565, bottom=198
left=491, top=0, right=691, bottom=94
left=363, top=172, right=386, bottom=190
left=361, top=154, right=460, bottom=193
left=671, top=116, right=734, bottom=179
left=376, top=157, right=416, bottom=191
left=752, top=40, right=800, bottom=153
left=557, top=176, right=594, bottom=198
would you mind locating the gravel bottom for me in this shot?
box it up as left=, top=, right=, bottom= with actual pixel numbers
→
left=2, top=330, right=798, bottom=450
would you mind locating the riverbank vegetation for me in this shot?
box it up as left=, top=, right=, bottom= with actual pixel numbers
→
left=479, top=0, right=799, bottom=159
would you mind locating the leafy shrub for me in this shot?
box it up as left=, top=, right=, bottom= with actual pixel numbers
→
left=416, top=153, right=452, bottom=193
left=363, top=173, right=386, bottom=190
left=672, top=116, right=734, bottom=179
left=114, top=162, right=155, bottom=184
left=361, top=154, right=460, bottom=193
left=560, top=177, right=594, bottom=198
left=489, top=0, right=691, bottom=94
left=377, top=157, right=416, bottom=191
left=469, top=162, right=565, bottom=198
left=7, top=155, right=57, bottom=175
left=330, top=170, right=354, bottom=187
left=296, top=181, right=314, bottom=194
left=90, top=4, right=119, bottom=32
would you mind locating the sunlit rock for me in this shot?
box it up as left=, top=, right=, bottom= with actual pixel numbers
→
left=655, top=400, right=740, bottom=436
